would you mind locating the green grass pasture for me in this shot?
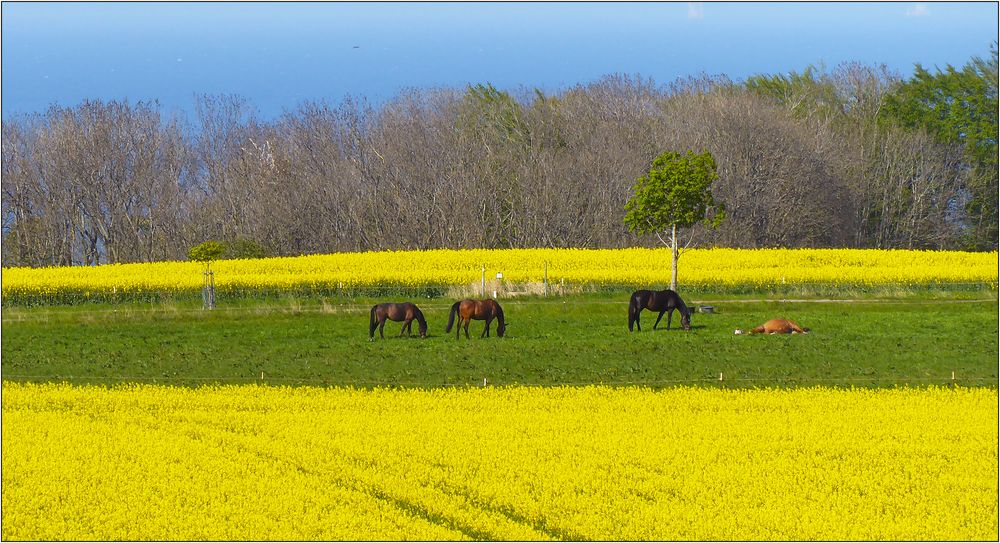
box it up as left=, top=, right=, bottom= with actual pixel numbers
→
left=2, top=295, right=996, bottom=388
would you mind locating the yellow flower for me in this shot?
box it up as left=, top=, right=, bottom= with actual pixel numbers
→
left=3, top=249, right=997, bottom=302
left=2, top=383, right=996, bottom=540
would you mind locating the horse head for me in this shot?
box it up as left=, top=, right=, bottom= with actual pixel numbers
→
left=414, top=308, right=428, bottom=338
left=680, top=308, right=692, bottom=331
left=491, top=300, right=506, bottom=337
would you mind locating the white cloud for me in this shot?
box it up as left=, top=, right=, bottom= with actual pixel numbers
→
left=687, top=2, right=704, bottom=19
left=906, top=3, right=930, bottom=17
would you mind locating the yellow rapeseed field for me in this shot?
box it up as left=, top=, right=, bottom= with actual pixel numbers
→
left=3, top=383, right=996, bottom=540
left=2, top=248, right=997, bottom=303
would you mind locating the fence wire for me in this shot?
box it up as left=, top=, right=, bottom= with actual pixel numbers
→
left=2, top=373, right=996, bottom=388
left=3, top=296, right=997, bottom=324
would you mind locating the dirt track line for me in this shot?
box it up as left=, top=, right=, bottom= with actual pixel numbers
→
left=689, top=298, right=997, bottom=304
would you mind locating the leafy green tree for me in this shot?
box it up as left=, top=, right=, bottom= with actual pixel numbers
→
left=624, top=150, right=726, bottom=290
left=458, top=83, right=530, bottom=147
left=188, top=241, right=226, bottom=270
left=456, top=83, right=529, bottom=247
left=744, top=64, right=844, bottom=120
left=881, top=42, right=999, bottom=249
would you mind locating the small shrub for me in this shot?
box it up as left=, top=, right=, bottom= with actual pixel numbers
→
left=188, top=241, right=226, bottom=265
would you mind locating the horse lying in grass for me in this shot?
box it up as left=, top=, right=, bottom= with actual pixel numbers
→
left=734, top=319, right=810, bottom=335
left=369, top=302, right=428, bottom=340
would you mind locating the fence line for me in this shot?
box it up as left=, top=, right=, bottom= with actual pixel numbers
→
left=2, top=296, right=996, bottom=323
left=3, top=280, right=996, bottom=306
left=3, top=374, right=996, bottom=387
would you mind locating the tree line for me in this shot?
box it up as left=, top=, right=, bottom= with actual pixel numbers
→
left=2, top=45, right=996, bottom=267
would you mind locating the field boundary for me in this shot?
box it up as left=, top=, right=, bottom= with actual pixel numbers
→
left=2, top=296, right=997, bottom=323
left=4, top=276, right=997, bottom=308
left=3, top=374, right=996, bottom=388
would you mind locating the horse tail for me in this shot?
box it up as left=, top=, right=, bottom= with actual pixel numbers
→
left=445, top=301, right=460, bottom=332
left=369, top=305, right=377, bottom=338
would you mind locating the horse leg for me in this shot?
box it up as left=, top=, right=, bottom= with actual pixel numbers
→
left=634, top=308, right=641, bottom=331
left=463, top=319, right=471, bottom=339
left=378, top=317, right=386, bottom=339
left=482, top=316, right=492, bottom=338
left=653, top=310, right=665, bottom=330
left=399, top=318, right=411, bottom=337
left=666, top=308, right=674, bottom=330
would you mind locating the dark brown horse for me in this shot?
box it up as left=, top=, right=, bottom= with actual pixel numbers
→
left=628, top=289, right=692, bottom=332
left=445, top=299, right=505, bottom=339
left=369, top=302, right=428, bottom=340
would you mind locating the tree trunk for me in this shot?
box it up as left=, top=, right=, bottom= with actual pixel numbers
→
left=670, top=223, right=679, bottom=291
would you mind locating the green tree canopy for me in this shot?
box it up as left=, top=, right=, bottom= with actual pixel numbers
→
left=881, top=44, right=998, bottom=165
left=743, top=65, right=843, bottom=119
left=188, top=241, right=226, bottom=266
left=624, top=150, right=725, bottom=289
left=880, top=42, right=998, bottom=249
left=624, top=150, right=725, bottom=236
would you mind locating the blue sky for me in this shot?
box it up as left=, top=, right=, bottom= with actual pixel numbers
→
left=2, top=2, right=997, bottom=120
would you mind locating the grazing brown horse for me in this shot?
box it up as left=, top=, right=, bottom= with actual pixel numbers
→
left=628, top=289, right=692, bottom=332
left=445, top=299, right=505, bottom=339
left=369, top=302, right=428, bottom=340
left=736, top=318, right=810, bottom=335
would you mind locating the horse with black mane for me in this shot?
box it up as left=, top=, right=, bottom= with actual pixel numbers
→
left=369, top=302, right=428, bottom=339
left=628, top=289, right=692, bottom=332
left=445, top=299, right=505, bottom=339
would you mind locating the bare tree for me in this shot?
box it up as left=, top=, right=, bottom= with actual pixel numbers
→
left=1, top=67, right=979, bottom=268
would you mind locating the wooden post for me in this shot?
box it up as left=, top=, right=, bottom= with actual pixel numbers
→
left=544, top=261, right=549, bottom=297
left=208, top=270, right=215, bottom=310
